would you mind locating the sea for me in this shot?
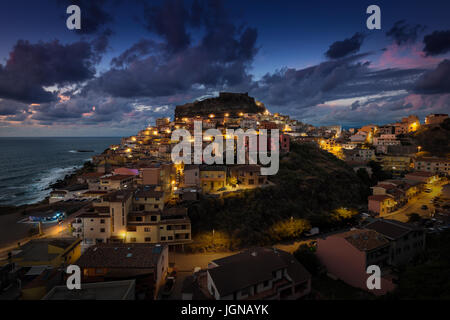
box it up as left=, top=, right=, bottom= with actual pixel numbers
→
left=0, top=137, right=119, bottom=206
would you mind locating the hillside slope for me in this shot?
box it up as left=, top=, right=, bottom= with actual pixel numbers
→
left=188, top=143, right=371, bottom=250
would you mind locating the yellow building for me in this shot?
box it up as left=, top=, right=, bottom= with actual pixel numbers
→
left=200, top=165, right=227, bottom=193
left=379, top=155, right=412, bottom=173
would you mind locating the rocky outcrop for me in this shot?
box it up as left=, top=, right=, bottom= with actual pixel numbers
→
left=175, top=92, right=266, bottom=119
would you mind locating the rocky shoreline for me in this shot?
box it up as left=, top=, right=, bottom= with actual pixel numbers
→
left=0, top=160, right=97, bottom=216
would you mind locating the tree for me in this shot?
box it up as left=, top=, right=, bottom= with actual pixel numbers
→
left=269, top=218, right=311, bottom=242
left=294, top=244, right=320, bottom=275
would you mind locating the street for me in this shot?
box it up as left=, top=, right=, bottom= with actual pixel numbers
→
left=383, top=180, right=446, bottom=222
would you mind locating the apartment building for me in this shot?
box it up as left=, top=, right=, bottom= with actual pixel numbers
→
left=199, top=165, right=227, bottom=193
left=316, top=229, right=395, bottom=295
left=99, top=174, right=135, bottom=191
left=364, top=219, right=426, bottom=266
left=207, top=247, right=311, bottom=300
left=368, top=195, right=397, bottom=216
left=75, top=243, right=168, bottom=299
left=229, top=165, right=267, bottom=187
left=413, top=157, right=450, bottom=175
left=72, top=189, right=191, bottom=249
left=378, top=155, right=412, bottom=173
left=183, top=164, right=200, bottom=187
left=126, top=207, right=191, bottom=248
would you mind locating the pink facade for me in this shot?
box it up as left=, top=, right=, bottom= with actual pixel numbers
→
left=368, top=199, right=381, bottom=214
left=113, top=167, right=139, bottom=176
left=317, top=235, right=395, bottom=295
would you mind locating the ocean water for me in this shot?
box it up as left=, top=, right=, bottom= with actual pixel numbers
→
left=0, top=137, right=119, bottom=206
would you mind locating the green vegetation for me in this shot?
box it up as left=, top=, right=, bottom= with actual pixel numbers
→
left=413, top=118, right=450, bottom=156
left=187, top=143, right=371, bottom=251
left=294, top=244, right=320, bottom=276
left=385, top=230, right=450, bottom=299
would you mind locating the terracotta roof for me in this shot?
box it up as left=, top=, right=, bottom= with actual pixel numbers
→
left=335, top=229, right=389, bottom=251
left=76, top=243, right=166, bottom=269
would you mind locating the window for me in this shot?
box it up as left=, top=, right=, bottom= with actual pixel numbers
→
left=145, top=237, right=151, bottom=242
left=168, top=236, right=173, bottom=241
left=100, top=219, right=105, bottom=224
left=151, top=216, right=157, bottom=221
left=135, top=216, right=143, bottom=222
left=100, top=228, right=105, bottom=233
left=154, top=204, right=159, bottom=209
left=144, top=227, right=151, bottom=232
left=130, top=237, right=137, bottom=243
left=167, top=225, right=172, bottom=230
left=161, top=236, right=166, bottom=241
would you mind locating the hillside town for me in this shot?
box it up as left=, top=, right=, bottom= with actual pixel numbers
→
left=1, top=92, right=449, bottom=300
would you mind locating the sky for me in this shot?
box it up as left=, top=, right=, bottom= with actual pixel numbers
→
left=0, top=0, right=449, bottom=136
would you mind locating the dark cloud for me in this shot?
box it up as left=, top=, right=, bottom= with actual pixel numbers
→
left=0, top=40, right=96, bottom=103
left=414, top=59, right=450, bottom=94
left=92, top=28, right=114, bottom=54
left=386, top=20, right=426, bottom=45
left=59, top=0, right=113, bottom=34
left=248, top=53, right=425, bottom=115
left=90, top=0, right=258, bottom=99
left=351, top=100, right=360, bottom=110
left=143, top=0, right=192, bottom=53
left=110, top=39, right=159, bottom=68
left=423, top=30, right=450, bottom=56
left=325, top=33, right=365, bottom=59
left=0, top=100, right=28, bottom=115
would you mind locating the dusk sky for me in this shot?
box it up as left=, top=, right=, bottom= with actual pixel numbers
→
left=0, top=0, right=450, bottom=136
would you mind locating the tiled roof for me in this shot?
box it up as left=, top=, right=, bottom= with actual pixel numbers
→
left=365, top=219, right=417, bottom=240
left=208, top=247, right=310, bottom=297
left=335, top=229, right=389, bottom=251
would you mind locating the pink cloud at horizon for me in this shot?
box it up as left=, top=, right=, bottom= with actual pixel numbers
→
left=373, top=43, right=442, bottom=70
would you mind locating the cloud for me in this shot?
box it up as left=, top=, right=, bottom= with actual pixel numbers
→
left=0, top=100, right=28, bottom=115
left=423, top=30, right=450, bottom=56
left=248, top=53, right=425, bottom=114
left=413, top=59, right=450, bottom=94
left=325, top=33, right=365, bottom=59
left=0, top=40, right=97, bottom=104
left=89, top=0, right=258, bottom=99
left=386, top=20, right=426, bottom=45
left=142, top=0, right=192, bottom=53
left=58, top=0, right=113, bottom=35
left=110, top=39, right=159, bottom=68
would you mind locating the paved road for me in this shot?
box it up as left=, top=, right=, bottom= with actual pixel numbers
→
left=383, top=181, right=445, bottom=222
left=0, top=204, right=88, bottom=260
